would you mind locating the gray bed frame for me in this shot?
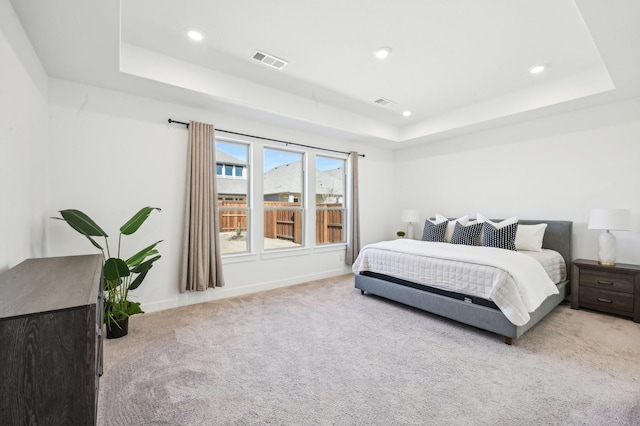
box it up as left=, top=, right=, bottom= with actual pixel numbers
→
left=355, top=220, right=572, bottom=344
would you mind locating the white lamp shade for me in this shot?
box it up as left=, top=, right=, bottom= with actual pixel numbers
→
left=588, top=209, right=632, bottom=231
left=401, top=209, right=420, bottom=223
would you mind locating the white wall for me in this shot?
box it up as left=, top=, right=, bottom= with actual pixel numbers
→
left=0, top=0, right=49, bottom=272
left=393, top=97, right=640, bottom=264
left=47, top=79, right=395, bottom=312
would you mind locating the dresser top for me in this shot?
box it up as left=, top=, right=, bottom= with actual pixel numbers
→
left=573, top=258, right=640, bottom=273
left=0, top=255, right=103, bottom=319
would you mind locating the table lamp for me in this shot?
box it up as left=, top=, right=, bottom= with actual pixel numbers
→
left=401, top=209, right=421, bottom=239
left=588, top=208, right=631, bottom=266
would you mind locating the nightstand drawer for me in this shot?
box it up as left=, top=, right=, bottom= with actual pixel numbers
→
left=579, top=269, right=634, bottom=293
left=579, top=287, right=634, bottom=314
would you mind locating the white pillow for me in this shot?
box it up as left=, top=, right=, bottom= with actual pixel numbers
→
left=476, top=214, right=518, bottom=228
left=428, top=215, right=448, bottom=225
left=436, top=214, right=469, bottom=242
left=515, top=223, right=547, bottom=252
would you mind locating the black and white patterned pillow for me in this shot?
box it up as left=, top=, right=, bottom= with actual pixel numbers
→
left=482, top=222, right=518, bottom=251
left=422, top=220, right=447, bottom=242
left=450, top=221, right=482, bottom=246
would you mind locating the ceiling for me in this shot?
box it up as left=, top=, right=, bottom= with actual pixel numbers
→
left=9, top=0, right=640, bottom=147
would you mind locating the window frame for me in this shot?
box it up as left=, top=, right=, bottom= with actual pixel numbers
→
left=216, top=139, right=251, bottom=255
left=315, top=154, right=347, bottom=246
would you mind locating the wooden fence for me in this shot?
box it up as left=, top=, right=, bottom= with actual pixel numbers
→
left=218, top=201, right=343, bottom=244
left=219, top=201, right=247, bottom=233
left=264, top=202, right=303, bottom=243
left=315, top=205, right=344, bottom=244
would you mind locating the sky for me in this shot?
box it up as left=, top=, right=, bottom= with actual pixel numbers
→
left=216, top=142, right=344, bottom=172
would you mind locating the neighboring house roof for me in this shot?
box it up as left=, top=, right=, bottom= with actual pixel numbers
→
left=263, top=161, right=343, bottom=196
left=216, top=150, right=246, bottom=166
left=316, top=167, right=343, bottom=196
left=264, top=161, right=303, bottom=195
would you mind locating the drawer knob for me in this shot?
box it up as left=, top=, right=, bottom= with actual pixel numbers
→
left=597, top=297, right=613, bottom=304
left=597, top=280, right=613, bottom=286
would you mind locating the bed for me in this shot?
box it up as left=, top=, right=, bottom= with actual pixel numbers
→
left=353, top=219, right=572, bottom=344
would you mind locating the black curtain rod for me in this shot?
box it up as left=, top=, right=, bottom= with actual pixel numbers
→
left=168, top=119, right=365, bottom=158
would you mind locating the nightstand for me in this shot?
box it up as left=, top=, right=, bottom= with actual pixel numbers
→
left=571, top=259, right=640, bottom=322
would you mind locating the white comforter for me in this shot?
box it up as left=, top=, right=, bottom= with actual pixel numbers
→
left=352, top=239, right=560, bottom=326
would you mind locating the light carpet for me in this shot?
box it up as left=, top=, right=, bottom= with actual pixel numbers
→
left=97, top=274, right=640, bottom=426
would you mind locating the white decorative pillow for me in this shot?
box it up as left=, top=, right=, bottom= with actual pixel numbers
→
left=515, top=223, right=547, bottom=252
left=476, top=214, right=518, bottom=228
left=436, top=214, right=469, bottom=242
left=431, top=215, right=449, bottom=225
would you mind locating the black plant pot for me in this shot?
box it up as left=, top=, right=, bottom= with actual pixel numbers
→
left=106, top=317, right=129, bottom=339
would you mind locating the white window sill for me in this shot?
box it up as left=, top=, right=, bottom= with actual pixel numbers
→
left=222, top=244, right=346, bottom=263
left=222, top=253, right=258, bottom=264
left=313, top=243, right=347, bottom=254
left=261, top=247, right=312, bottom=260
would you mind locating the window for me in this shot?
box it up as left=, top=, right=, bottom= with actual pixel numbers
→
left=316, top=156, right=346, bottom=244
left=216, top=141, right=250, bottom=254
left=263, top=148, right=304, bottom=249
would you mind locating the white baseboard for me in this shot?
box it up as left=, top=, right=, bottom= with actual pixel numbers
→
left=143, top=266, right=352, bottom=313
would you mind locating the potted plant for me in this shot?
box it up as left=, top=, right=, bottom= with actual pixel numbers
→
left=54, top=207, right=162, bottom=338
left=396, top=231, right=406, bottom=238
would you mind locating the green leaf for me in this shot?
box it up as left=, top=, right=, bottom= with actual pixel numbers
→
left=128, top=270, right=149, bottom=291
left=124, top=301, right=144, bottom=316
left=54, top=212, right=105, bottom=250
left=125, top=240, right=162, bottom=267
left=104, top=258, right=131, bottom=281
left=128, top=254, right=161, bottom=290
left=131, top=255, right=161, bottom=274
left=59, top=209, right=108, bottom=237
left=120, top=207, right=161, bottom=235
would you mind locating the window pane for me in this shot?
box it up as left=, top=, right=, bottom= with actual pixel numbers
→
left=264, top=148, right=304, bottom=248
left=316, top=156, right=346, bottom=244
left=235, top=166, right=243, bottom=177
left=216, top=141, right=249, bottom=254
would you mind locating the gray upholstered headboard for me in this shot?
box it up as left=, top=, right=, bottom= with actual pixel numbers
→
left=513, top=220, right=573, bottom=280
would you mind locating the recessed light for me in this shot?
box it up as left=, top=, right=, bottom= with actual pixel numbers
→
left=186, top=28, right=204, bottom=41
left=528, top=64, right=547, bottom=74
left=402, top=110, right=412, bottom=117
left=374, top=47, right=392, bottom=60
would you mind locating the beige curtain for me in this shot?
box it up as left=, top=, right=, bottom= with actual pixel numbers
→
left=180, top=121, right=225, bottom=292
left=345, top=151, right=361, bottom=265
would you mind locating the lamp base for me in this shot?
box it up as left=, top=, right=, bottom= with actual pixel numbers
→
left=406, top=222, right=414, bottom=239
left=598, top=230, right=616, bottom=266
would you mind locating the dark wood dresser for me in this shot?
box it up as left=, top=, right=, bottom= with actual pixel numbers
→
left=0, top=255, right=104, bottom=425
left=571, top=258, right=640, bottom=322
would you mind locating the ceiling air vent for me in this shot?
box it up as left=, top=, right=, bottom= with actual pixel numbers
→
left=374, top=98, right=395, bottom=106
left=251, top=50, right=288, bottom=70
